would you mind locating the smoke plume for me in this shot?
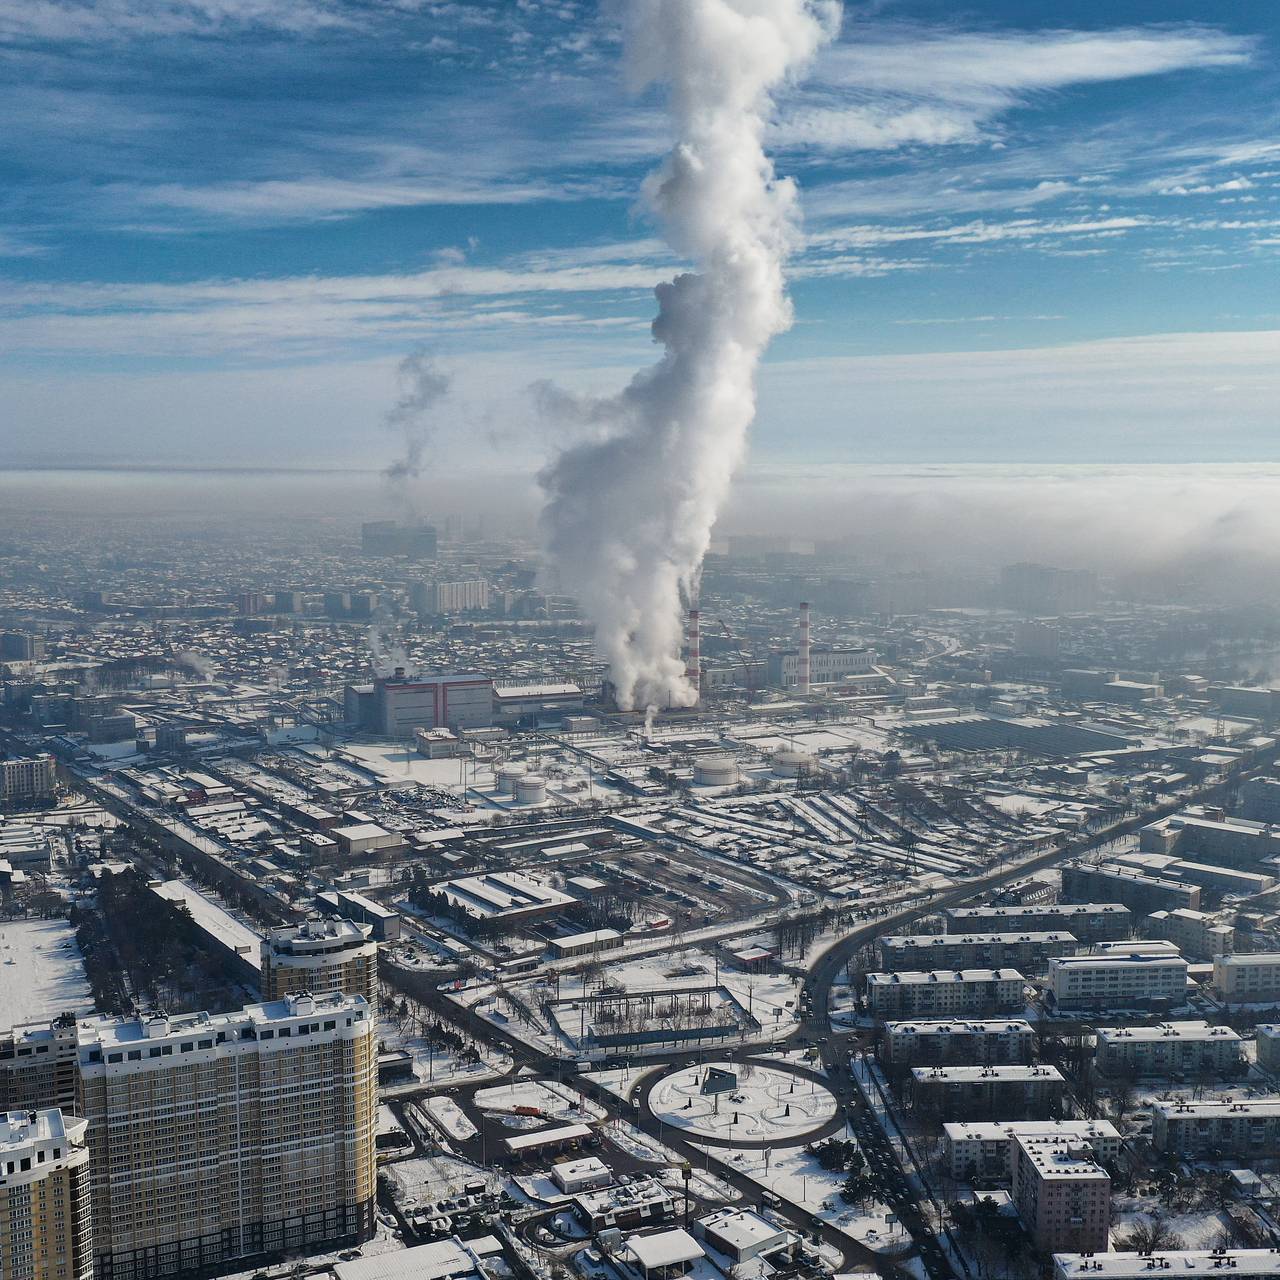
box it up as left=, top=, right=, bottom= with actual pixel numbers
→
left=384, top=349, right=451, bottom=486
left=537, top=0, right=838, bottom=711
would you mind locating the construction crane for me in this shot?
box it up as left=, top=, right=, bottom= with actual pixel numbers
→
left=715, top=617, right=761, bottom=700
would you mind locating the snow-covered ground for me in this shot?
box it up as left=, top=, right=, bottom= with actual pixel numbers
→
left=0, top=917, right=94, bottom=1025
left=473, top=1079, right=608, bottom=1123
left=422, top=1096, right=477, bottom=1142
left=377, top=1012, right=510, bottom=1089
left=649, top=1062, right=836, bottom=1142
left=694, top=1141, right=903, bottom=1254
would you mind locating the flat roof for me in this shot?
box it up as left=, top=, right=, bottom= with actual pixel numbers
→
left=1054, top=1251, right=1280, bottom=1279
left=868, top=968, right=1026, bottom=985
left=946, top=1119, right=1120, bottom=1143
left=1097, top=1021, right=1240, bottom=1043
left=1155, top=1098, right=1280, bottom=1120
left=333, top=1239, right=481, bottom=1280
left=503, top=1122, right=592, bottom=1152
left=884, top=932, right=1077, bottom=947
left=626, top=1229, right=705, bottom=1271
left=913, top=1065, right=1064, bottom=1084
left=152, top=880, right=262, bottom=965
left=888, top=1019, right=1035, bottom=1035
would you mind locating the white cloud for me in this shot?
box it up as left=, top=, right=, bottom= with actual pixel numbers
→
left=775, top=26, right=1255, bottom=152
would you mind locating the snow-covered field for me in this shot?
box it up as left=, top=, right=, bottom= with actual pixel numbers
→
left=422, top=1096, right=477, bottom=1142
left=0, top=918, right=94, bottom=1025
left=696, top=1142, right=902, bottom=1254
left=472, top=1079, right=608, bottom=1122
left=649, top=1062, right=836, bottom=1141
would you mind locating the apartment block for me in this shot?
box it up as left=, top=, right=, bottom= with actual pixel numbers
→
left=866, top=969, right=1026, bottom=1020
left=1214, top=954, right=1280, bottom=1005
left=1094, top=1021, right=1244, bottom=1079
left=1011, top=1135, right=1111, bottom=1257
left=261, top=918, right=378, bottom=1007
left=945, top=1120, right=1121, bottom=1181
left=77, top=992, right=376, bottom=1280
left=1046, top=952, right=1188, bottom=1012
left=908, top=1065, right=1066, bottom=1120
left=0, top=1020, right=80, bottom=1115
left=1255, top=1025, right=1280, bottom=1074
left=1111, top=851, right=1274, bottom=898
left=878, top=932, right=1078, bottom=976
left=0, top=757, right=56, bottom=807
left=881, top=1019, right=1035, bottom=1068
left=1140, top=809, right=1280, bottom=867
left=1151, top=1098, right=1280, bottom=1157
left=1061, top=864, right=1200, bottom=915
left=945, top=903, right=1132, bottom=944
left=0, top=1109, right=93, bottom=1280
left=1146, top=908, right=1234, bottom=961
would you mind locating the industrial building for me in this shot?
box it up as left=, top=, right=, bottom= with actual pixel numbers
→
left=908, top=1064, right=1066, bottom=1119
left=1061, top=863, right=1201, bottom=915
left=945, top=1120, right=1121, bottom=1181
left=369, top=671, right=494, bottom=739
left=766, top=645, right=875, bottom=689
left=1011, top=1134, right=1111, bottom=1257
left=880, top=1019, right=1036, bottom=1068
left=430, top=871, right=576, bottom=928
left=878, top=932, right=1077, bottom=975
left=0, top=1108, right=93, bottom=1280
left=1093, top=1021, right=1244, bottom=1078
left=945, top=903, right=1132, bottom=944
left=1046, top=952, right=1188, bottom=1012
left=1152, top=1097, right=1280, bottom=1157
left=1213, top=953, right=1280, bottom=1005
left=76, top=993, right=376, bottom=1280
left=261, top=918, right=379, bottom=1007
left=867, top=970, right=1026, bottom=1020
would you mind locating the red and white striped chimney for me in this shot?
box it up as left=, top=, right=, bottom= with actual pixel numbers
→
left=797, top=601, right=811, bottom=695
left=685, top=608, right=701, bottom=699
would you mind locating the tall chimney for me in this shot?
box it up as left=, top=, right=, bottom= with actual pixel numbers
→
left=797, top=601, right=811, bottom=695
left=685, top=608, right=701, bottom=700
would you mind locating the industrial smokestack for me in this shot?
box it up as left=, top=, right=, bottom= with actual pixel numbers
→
left=685, top=608, right=701, bottom=701
left=798, top=601, right=811, bottom=695
left=534, top=0, right=837, bottom=713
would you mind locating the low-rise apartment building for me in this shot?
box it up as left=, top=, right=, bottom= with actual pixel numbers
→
left=866, top=969, right=1026, bottom=1020
left=1094, top=1021, right=1244, bottom=1078
left=945, top=1120, right=1121, bottom=1181
left=1056, top=1251, right=1280, bottom=1280
left=1046, top=952, right=1188, bottom=1012
left=881, top=1019, right=1035, bottom=1068
left=908, top=1065, right=1066, bottom=1120
left=1146, top=908, right=1234, bottom=961
left=878, top=932, right=1077, bottom=975
left=1151, top=1097, right=1280, bottom=1157
left=1214, top=954, right=1280, bottom=1005
left=945, top=903, right=1131, bottom=944
left=1061, top=863, right=1201, bottom=915
left=1254, top=1024, right=1280, bottom=1074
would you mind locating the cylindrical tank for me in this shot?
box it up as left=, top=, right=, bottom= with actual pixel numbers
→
left=496, top=763, right=526, bottom=796
left=773, top=749, right=817, bottom=778
left=693, top=756, right=738, bottom=786
left=514, top=775, right=548, bottom=805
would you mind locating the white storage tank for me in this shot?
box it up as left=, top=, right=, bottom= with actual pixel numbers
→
left=773, top=749, right=817, bottom=778
left=514, top=775, right=548, bottom=805
left=693, top=756, right=738, bottom=787
left=496, top=763, right=526, bottom=796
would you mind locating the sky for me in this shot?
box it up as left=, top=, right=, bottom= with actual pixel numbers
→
left=3, top=0, right=1280, bottom=469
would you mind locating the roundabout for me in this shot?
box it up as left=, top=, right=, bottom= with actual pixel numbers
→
left=646, top=1060, right=838, bottom=1143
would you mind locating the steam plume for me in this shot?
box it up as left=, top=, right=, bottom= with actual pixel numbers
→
left=384, top=349, right=451, bottom=485
left=537, top=0, right=838, bottom=712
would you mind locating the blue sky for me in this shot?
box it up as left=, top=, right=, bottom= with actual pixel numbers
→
left=3, top=0, right=1280, bottom=468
